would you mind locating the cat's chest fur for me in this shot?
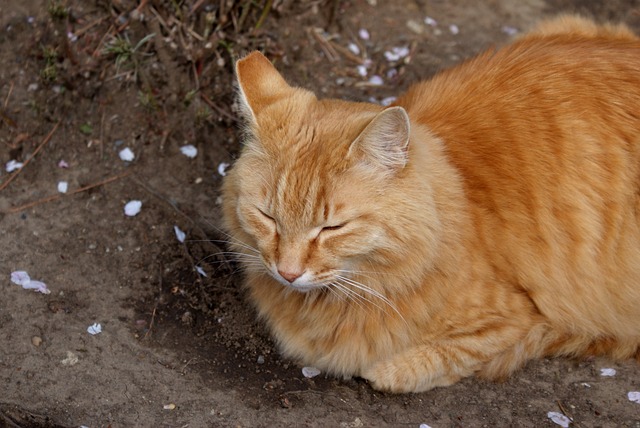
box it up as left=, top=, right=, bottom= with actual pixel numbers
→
left=222, top=15, right=640, bottom=392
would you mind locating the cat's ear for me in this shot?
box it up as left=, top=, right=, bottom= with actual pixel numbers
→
left=348, top=106, right=411, bottom=172
left=235, top=51, right=292, bottom=122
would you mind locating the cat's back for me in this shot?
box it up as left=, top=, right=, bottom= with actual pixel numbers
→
left=397, top=16, right=640, bottom=337
left=398, top=16, right=640, bottom=137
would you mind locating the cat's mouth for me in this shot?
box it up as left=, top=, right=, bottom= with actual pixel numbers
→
left=269, top=268, right=327, bottom=293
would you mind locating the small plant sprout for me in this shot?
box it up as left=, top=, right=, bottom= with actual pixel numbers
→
left=103, top=33, right=155, bottom=77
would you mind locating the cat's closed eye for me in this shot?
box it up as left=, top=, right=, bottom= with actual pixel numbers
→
left=257, top=208, right=275, bottom=224
left=322, top=223, right=346, bottom=232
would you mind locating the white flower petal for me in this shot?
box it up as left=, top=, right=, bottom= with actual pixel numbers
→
left=58, top=159, right=69, bottom=168
left=302, top=366, right=321, bottom=378
left=368, top=75, right=384, bottom=86
left=357, top=65, right=368, bottom=77
left=87, top=323, right=102, bottom=335
left=358, top=28, right=370, bottom=40
left=547, top=411, right=571, bottom=427
left=600, top=368, right=616, bottom=376
left=424, top=16, right=437, bottom=26
left=124, top=200, right=142, bottom=216
left=57, top=181, right=68, bottom=193
left=174, top=225, right=186, bottom=243
left=502, top=25, right=519, bottom=36
left=420, top=424, right=433, bottom=428
left=449, top=24, right=459, bottom=35
left=23, top=280, right=51, bottom=294
left=6, top=160, right=24, bottom=172
left=196, top=266, right=207, bottom=277
left=119, top=147, right=135, bottom=162
left=348, top=43, right=360, bottom=55
left=217, top=162, right=230, bottom=176
left=180, top=145, right=198, bottom=158
left=381, top=96, right=397, bottom=106
left=11, top=271, right=31, bottom=286
left=629, top=391, right=640, bottom=403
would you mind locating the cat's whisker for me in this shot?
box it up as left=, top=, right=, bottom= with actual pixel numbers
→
left=201, top=238, right=260, bottom=255
left=331, top=277, right=384, bottom=309
left=200, top=251, right=262, bottom=262
left=336, top=268, right=415, bottom=281
left=335, top=275, right=408, bottom=326
left=329, top=281, right=370, bottom=312
left=194, top=219, right=262, bottom=255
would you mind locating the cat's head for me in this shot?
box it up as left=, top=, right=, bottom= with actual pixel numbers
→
left=223, top=51, right=414, bottom=292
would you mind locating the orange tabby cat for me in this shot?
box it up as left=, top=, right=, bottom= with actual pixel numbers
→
left=221, top=15, right=640, bottom=393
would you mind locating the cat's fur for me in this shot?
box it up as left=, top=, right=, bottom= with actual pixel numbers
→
left=221, top=15, right=640, bottom=393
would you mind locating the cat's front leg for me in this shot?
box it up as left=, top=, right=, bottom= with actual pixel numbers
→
left=362, top=343, right=480, bottom=393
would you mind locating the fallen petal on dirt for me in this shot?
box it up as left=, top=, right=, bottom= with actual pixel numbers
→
left=87, top=323, right=102, bottom=335
left=358, top=28, right=370, bottom=40
left=302, top=366, right=321, bottom=378
left=381, top=96, right=397, bottom=106
left=600, top=368, right=616, bottom=376
left=384, top=46, right=409, bottom=62
left=57, top=181, right=68, bottom=193
left=11, top=271, right=31, bottom=286
left=124, top=200, right=142, bottom=216
left=502, top=25, right=519, bottom=36
left=24, top=280, right=50, bottom=294
left=119, top=147, right=135, bottom=162
left=57, top=159, right=69, bottom=168
left=547, top=411, right=571, bottom=427
left=196, top=266, right=207, bottom=277
left=218, top=162, right=230, bottom=176
left=174, top=225, right=186, bottom=243
left=163, top=403, right=176, bottom=410
left=629, top=391, right=640, bottom=403
left=368, top=75, right=384, bottom=86
left=180, top=144, right=198, bottom=158
left=6, top=160, right=23, bottom=172
left=11, top=271, right=50, bottom=294
left=424, top=16, right=437, bottom=26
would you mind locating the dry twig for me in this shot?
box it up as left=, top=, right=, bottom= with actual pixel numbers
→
left=3, top=171, right=132, bottom=214
left=0, top=120, right=61, bottom=192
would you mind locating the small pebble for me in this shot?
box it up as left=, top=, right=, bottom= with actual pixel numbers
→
left=163, top=403, right=176, bottom=410
left=257, top=355, right=265, bottom=364
left=31, top=336, right=42, bottom=347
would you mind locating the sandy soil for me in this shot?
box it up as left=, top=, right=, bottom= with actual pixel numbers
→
left=1, top=0, right=639, bottom=427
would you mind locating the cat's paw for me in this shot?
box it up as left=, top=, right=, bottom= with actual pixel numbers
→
left=362, top=358, right=462, bottom=393
left=362, top=361, right=421, bottom=393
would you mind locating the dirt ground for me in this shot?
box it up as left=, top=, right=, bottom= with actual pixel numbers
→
left=1, top=0, right=639, bottom=427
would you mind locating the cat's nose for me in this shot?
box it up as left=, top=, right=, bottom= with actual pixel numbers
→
left=278, top=269, right=303, bottom=283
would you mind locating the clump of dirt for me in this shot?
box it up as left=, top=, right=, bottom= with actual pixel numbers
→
left=1, top=0, right=639, bottom=427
